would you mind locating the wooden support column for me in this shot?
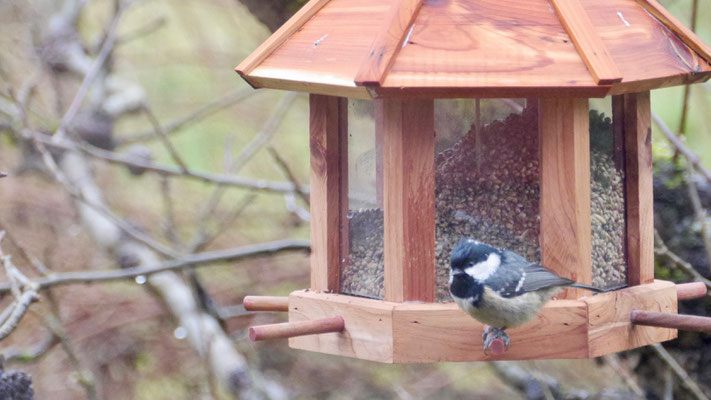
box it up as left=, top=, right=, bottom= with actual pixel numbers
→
left=309, top=94, right=348, bottom=292
left=380, top=99, right=435, bottom=302
left=539, top=98, right=592, bottom=299
left=621, top=91, right=654, bottom=285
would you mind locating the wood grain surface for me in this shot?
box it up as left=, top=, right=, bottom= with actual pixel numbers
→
left=288, top=290, right=396, bottom=362
left=580, top=0, right=711, bottom=88
left=381, top=99, right=435, bottom=302
left=622, top=91, right=654, bottom=286
left=355, top=0, right=424, bottom=86
left=309, top=95, right=348, bottom=292
left=236, top=0, right=332, bottom=76
left=586, top=280, right=677, bottom=357
left=539, top=98, right=592, bottom=299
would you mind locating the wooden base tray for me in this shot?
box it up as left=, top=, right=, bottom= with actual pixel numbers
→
left=288, top=280, right=677, bottom=363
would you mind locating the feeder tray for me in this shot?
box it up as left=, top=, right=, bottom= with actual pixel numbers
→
left=236, top=0, right=711, bottom=362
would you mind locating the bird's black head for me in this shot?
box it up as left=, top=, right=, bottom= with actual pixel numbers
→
left=450, top=238, right=500, bottom=273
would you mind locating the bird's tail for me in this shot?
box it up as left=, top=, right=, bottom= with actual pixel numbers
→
left=569, top=282, right=625, bottom=293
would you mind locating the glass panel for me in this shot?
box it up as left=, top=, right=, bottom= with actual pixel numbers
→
left=589, top=97, right=627, bottom=289
left=340, top=99, right=384, bottom=299
left=434, top=99, right=540, bottom=301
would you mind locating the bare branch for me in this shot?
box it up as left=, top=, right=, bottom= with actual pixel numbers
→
left=142, top=106, right=190, bottom=172
left=0, top=291, right=39, bottom=341
left=654, top=230, right=711, bottom=291
left=3, top=334, right=60, bottom=363
left=0, top=239, right=309, bottom=293
left=651, top=343, right=710, bottom=400
left=31, top=132, right=307, bottom=194
left=267, top=145, right=309, bottom=207
left=0, top=237, right=40, bottom=341
left=188, top=92, right=298, bottom=250
left=53, top=1, right=128, bottom=141
left=114, top=15, right=167, bottom=47
left=652, top=112, right=711, bottom=184
left=116, top=88, right=257, bottom=146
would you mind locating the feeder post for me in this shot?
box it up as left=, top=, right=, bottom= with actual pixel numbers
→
left=619, top=91, right=654, bottom=286
left=380, top=98, right=435, bottom=302
left=309, top=94, right=349, bottom=292
left=539, top=98, right=592, bottom=299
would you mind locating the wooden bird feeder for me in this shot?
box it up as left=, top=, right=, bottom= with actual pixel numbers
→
left=236, top=0, right=711, bottom=362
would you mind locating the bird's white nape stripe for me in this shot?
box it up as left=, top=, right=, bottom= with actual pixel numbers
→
left=514, top=271, right=526, bottom=292
left=464, top=253, right=501, bottom=281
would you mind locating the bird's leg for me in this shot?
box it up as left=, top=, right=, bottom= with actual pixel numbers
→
left=483, top=327, right=510, bottom=355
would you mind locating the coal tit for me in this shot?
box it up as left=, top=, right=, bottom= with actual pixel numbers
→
left=449, top=238, right=604, bottom=352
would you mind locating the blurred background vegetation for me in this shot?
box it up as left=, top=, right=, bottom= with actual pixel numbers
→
left=0, top=0, right=709, bottom=399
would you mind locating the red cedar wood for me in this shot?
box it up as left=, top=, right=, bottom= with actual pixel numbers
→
left=676, top=282, right=708, bottom=301
left=235, top=0, right=332, bottom=75
left=585, top=280, right=676, bottom=357
left=249, top=317, right=345, bottom=341
left=539, top=98, right=592, bottom=299
left=631, top=311, right=711, bottom=332
left=635, top=0, right=711, bottom=66
left=381, top=99, right=435, bottom=302
left=624, top=91, right=654, bottom=286
left=309, top=95, right=347, bottom=292
left=547, top=0, right=622, bottom=85
left=243, top=296, right=289, bottom=312
left=287, top=281, right=677, bottom=362
left=354, top=0, right=424, bottom=86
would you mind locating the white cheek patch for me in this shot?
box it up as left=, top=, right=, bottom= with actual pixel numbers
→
left=465, top=253, right=501, bottom=281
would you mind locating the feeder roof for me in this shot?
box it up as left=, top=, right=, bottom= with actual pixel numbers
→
left=236, top=0, right=711, bottom=99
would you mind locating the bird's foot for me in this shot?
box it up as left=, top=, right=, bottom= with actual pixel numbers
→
left=483, top=326, right=510, bottom=355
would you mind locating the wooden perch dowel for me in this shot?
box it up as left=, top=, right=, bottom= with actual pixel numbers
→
left=631, top=311, right=711, bottom=333
left=243, top=296, right=289, bottom=312
left=249, top=316, right=345, bottom=341
left=676, top=282, right=708, bottom=301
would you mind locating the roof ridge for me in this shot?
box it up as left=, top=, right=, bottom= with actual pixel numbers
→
left=548, top=0, right=623, bottom=85
left=235, top=0, right=333, bottom=80
left=354, top=0, right=424, bottom=87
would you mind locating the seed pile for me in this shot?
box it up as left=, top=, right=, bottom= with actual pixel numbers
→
left=340, top=107, right=627, bottom=301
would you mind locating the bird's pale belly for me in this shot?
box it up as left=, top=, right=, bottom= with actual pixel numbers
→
left=454, top=287, right=561, bottom=329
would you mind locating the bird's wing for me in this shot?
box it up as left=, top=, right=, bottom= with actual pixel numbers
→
left=481, top=251, right=528, bottom=298
left=499, top=250, right=574, bottom=295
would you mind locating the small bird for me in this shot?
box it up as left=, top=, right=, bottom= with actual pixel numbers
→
left=449, top=238, right=605, bottom=353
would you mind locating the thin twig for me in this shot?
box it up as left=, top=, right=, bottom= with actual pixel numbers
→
left=0, top=291, right=39, bottom=340
left=116, top=88, right=257, bottom=146
left=603, top=354, right=646, bottom=398
left=142, top=106, right=190, bottom=172
left=29, top=132, right=181, bottom=258
left=0, top=219, right=51, bottom=275
left=652, top=112, right=711, bottom=184
left=0, top=239, right=310, bottom=293
left=114, top=16, right=166, bottom=47
left=651, top=343, right=710, bottom=400
left=186, top=192, right=257, bottom=252
left=159, top=176, right=182, bottom=248
left=654, top=230, right=711, bottom=291
left=53, top=1, right=128, bottom=141
left=267, top=145, right=309, bottom=207
left=188, top=92, right=297, bottom=249
left=3, top=334, right=60, bottom=363
left=31, top=131, right=306, bottom=194
left=43, top=290, right=98, bottom=400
